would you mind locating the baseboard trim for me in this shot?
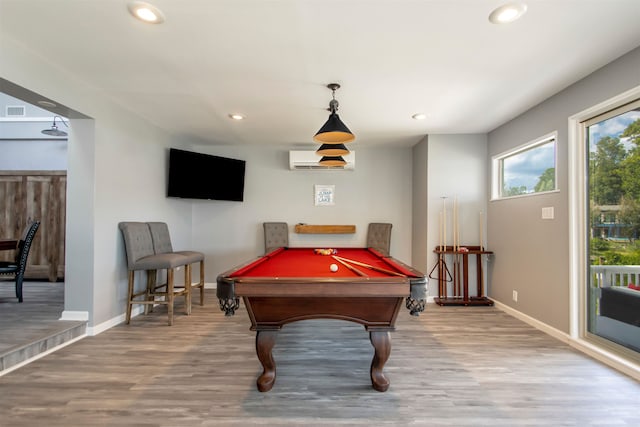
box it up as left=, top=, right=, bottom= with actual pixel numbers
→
left=493, top=299, right=640, bottom=381
left=59, top=310, right=89, bottom=321
left=492, top=299, right=572, bottom=343
left=87, top=306, right=144, bottom=336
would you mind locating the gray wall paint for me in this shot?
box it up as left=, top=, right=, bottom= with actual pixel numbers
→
left=187, top=145, right=415, bottom=279
left=0, top=140, right=67, bottom=170
left=0, top=92, right=52, bottom=117
left=2, top=35, right=194, bottom=327
left=410, top=134, right=488, bottom=299
left=487, top=46, right=640, bottom=333
left=0, top=94, right=68, bottom=170
left=426, top=134, right=488, bottom=298
left=412, top=136, right=428, bottom=274
left=64, top=118, right=95, bottom=319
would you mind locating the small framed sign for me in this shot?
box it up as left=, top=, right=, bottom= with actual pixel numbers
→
left=314, top=184, right=335, bottom=206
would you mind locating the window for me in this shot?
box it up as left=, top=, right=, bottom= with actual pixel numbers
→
left=491, top=132, right=557, bottom=200
left=569, top=86, right=640, bottom=371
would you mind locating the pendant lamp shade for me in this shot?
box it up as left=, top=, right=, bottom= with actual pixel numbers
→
left=316, top=143, right=349, bottom=156
left=314, top=113, right=355, bottom=144
left=41, top=124, right=67, bottom=137
left=41, top=116, right=69, bottom=137
left=313, top=83, right=355, bottom=144
left=318, top=156, right=347, bottom=167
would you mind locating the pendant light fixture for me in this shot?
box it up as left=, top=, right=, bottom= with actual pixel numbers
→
left=41, top=116, right=69, bottom=137
left=316, top=143, right=350, bottom=156
left=318, top=156, right=347, bottom=167
left=313, top=83, right=355, bottom=144
left=317, top=144, right=348, bottom=167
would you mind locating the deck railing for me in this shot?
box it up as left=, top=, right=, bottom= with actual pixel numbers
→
left=589, top=265, right=640, bottom=322
left=591, top=265, right=640, bottom=289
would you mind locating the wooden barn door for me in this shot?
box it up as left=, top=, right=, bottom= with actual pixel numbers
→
left=0, top=171, right=66, bottom=281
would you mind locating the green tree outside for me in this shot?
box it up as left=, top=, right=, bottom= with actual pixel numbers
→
left=590, top=117, right=640, bottom=265
left=590, top=136, right=626, bottom=205
left=534, top=167, right=555, bottom=192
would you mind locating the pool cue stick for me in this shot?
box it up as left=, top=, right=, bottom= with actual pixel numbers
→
left=333, top=255, right=407, bottom=277
left=442, top=197, right=447, bottom=251
left=457, top=198, right=462, bottom=296
left=439, top=210, right=444, bottom=297
left=453, top=196, right=459, bottom=296
left=331, top=255, right=367, bottom=277
left=479, top=209, right=485, bottom=298
left=442, top=197, right=448, bottom=297
left=439, top=211, right=443, bottom=252
left=453, top=197, right=456, bottom=295
left=479, top=210, right=484, bottom=251
left=454, top=196, right=458, bottom=252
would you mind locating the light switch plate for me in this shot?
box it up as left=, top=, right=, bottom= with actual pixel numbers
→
left=542, top=207, right=554, bottom=219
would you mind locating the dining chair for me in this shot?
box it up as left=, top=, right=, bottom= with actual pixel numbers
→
left=366, top=223, right=392, bottom=256
left=263, top=222, right=289, bottom=253
left=0, top=220, right=40, bottom=302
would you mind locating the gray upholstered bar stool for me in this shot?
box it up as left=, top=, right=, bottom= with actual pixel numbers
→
left=147, top=222, right=205, bottom=306
left=263, top=222, right=289, bottom=253
left=366, top=223, right=392, bottom=256
left=118, top=222, right=191, bottom=326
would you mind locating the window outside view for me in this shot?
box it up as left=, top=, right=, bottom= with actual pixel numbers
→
left=587, top=102, right=640, bottom=354
left=500, top=137, right=556, bottom=198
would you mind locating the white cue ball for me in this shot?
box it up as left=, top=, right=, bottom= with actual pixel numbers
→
left=330, top=263, right=338, bottom=272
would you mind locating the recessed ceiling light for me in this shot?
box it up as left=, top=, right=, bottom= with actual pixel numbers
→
left=128, top=1, right=165, bottom=24
left=37, top=100, right=57, bottom=108
left=229, top=114, right=245, bottom=120
left=488, top=2, right=527, bottom=24
left=412, top=113, right=427, bottom=120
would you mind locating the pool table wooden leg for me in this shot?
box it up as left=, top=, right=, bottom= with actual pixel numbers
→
left=255, top=330, right=278, bottom=392
left=369, top=331, right=391, bottom=392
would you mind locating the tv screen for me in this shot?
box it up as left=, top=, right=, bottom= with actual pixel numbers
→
left=167, top=148, right=246, bottom=201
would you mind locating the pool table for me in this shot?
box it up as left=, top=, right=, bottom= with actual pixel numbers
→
left=216, top=247, right=427, bottom=392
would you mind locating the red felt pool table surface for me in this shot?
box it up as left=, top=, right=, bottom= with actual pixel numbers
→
left=229, top=247, right=418, bottom=278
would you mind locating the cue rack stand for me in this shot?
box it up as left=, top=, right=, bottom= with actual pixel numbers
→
left=432, top=245, right=494, bottom=306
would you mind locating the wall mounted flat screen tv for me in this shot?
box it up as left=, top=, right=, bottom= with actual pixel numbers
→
left=167, top=148, right=246, bottom=201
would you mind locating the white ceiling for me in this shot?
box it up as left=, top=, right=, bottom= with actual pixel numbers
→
left=1, top=0, right=640, bottom=149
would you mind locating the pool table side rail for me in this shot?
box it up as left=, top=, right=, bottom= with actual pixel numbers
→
left=215, top=247, right=428, bottom=315
left=232, top=279, right=410, bottom=297
left=243, top=296, right=404, bottom=329
left=377, top=253, right=424, bottom=279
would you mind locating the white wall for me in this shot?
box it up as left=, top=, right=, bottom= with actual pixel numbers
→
left=0, top=140, right=67, bottom=170
left=188, top=145, right=415, bottom=279
left=0, top=93, right=68, bottom=170
left=425, top=134, right=488, bottom=297
left=412, top=136, right=428, bottom=274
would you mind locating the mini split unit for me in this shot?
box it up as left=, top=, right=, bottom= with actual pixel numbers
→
left=289, top=150, right=355, bottom=170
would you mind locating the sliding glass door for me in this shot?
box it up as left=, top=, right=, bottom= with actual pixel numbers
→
left=585, top=99, right=640, bottom=355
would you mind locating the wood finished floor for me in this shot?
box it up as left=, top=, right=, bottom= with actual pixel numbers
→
left=0, top=288, right=639, bottom=426
left=0, top=281, right=84, bottom=360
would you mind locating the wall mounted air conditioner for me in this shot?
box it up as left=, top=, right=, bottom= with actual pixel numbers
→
left=289, top=150, right=355, bottom=171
